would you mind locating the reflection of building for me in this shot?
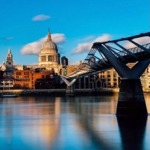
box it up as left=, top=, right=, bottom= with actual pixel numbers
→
left=38, top=32, right=61, bottom=73
left=0, top=96, right=61, bottom=147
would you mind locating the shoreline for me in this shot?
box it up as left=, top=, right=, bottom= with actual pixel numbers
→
left=0, top=88, right=149, bottom=97
left=0, top=88, right=119, bottom=96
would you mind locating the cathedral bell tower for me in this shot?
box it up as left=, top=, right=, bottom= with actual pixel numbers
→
left=6, top=49, right=14, bottom=69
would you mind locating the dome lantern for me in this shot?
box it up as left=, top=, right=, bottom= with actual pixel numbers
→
left=47, top=31, right=52, bottom=42
left=40, top=31, right=58, bottom=53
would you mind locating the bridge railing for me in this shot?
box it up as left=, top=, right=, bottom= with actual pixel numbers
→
left=65, top=33, right=150, bottom=79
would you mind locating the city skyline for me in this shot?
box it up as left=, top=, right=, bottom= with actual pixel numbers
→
left=0, top=0, right=149, bottom=65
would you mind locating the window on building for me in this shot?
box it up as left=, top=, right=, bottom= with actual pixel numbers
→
left=24, top=72, right=29, bottom=75
left=24, top=75, right=29, bottom=79
left=24, top=72, right=29, bottom=78
left=48, top=55, right=53, bottom=61
left=16, top=72, right=22, bottom=79
left=41, top=56, right=46, bottom=62
left=107, top=71, right=110, bottom=75
left=16, top=76, right=21, bottom=78
left=113, top=72, right=117, bottom=77
left=23, top=83, right=29, bottom=89
left=114, top=82, right=117, bottom=86
left=16, top=72, right=21, bottom=75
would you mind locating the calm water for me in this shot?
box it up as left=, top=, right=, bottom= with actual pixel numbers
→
left=0, top=94, right=150, bottom=150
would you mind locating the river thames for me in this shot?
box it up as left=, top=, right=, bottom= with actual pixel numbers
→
left=0, top=93, right=150, bottom=150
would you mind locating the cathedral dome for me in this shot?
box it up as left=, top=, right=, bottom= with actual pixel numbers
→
left=38, top=31, right=60, bottom=70
left=41, top=32, right=58, bottom=53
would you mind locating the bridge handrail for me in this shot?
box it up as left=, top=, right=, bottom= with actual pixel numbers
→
left=65, top=33, right=150, bottom=79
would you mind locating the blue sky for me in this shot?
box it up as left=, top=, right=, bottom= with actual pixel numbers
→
left=0, top=0, right=149, bottom=65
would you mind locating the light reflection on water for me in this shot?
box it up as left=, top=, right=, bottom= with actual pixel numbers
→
left=0, top=94, right=150, bottom=150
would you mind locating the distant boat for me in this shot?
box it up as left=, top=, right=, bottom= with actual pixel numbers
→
left=1, top=93, right=17, bottom=98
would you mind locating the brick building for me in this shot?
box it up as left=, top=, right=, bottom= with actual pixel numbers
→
left=13, top=69, right=59, bottom=89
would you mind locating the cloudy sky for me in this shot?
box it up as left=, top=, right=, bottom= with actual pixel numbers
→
left=0, top=0, right=149, bottom=65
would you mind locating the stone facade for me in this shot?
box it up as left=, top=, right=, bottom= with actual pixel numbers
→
left=141, top=65, right=150, bottom=92
left=38, top=32, right=61, bottom=73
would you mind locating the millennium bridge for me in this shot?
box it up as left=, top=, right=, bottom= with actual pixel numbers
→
left=61, top=32, right=150, bottom=116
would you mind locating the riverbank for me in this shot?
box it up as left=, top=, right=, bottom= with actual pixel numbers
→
left=1, top=88, right=150, bottom=97
left=0, top=88, right=119, bottom=97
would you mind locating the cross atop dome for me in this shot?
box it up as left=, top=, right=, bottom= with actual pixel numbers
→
left=47, top=29, right=52, bottom=41
left=8, top=48, right=12, bottom=54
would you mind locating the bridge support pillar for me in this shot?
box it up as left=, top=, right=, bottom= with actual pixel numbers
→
left=95, top=45, right=149, bottom=116
left=66, top=85, right=74, bottom=96
left=60, top=75, right=77, bottom=96
left=116, top=79, right=147, bottom=116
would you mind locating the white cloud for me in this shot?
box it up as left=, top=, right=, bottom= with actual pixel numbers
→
left=32, top=14, right=51, bottom=21
left=94, top=34, right=111, bottom=42
left=21, top=41, right=42, bottom=55
left=125, top=37, right=150, bottom=49
left=21, top=34, right=65, bottom=55
left=73, top=42, right=93, bottom=54
left=79, top=36, right=95, bottom=42
left=52, top=34, right=66, bottom=43
left=73, top=34, right=111, bottom=54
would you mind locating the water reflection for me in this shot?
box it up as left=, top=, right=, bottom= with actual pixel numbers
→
left=67, top=94, right=118, bottom=114
left=70, top=95, right=121, bottom=150
left=0, top=94, right=150, bottom=150
left=0, top=97, right=61, bottom=150
left=64, top=95, right=149, bottom=150
left=117, top=116, right=147, bottom=150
